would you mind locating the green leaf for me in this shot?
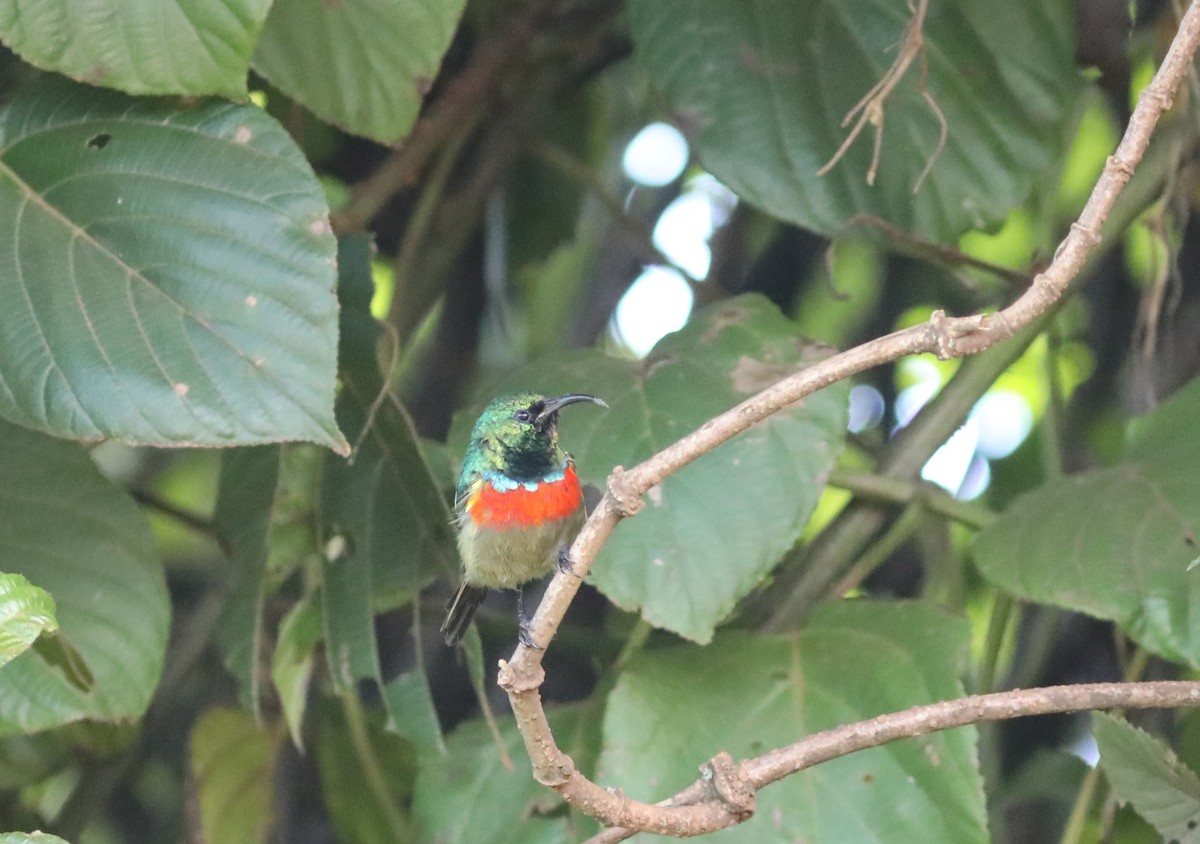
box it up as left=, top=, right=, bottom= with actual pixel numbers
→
left=413, top=707, right=589, bottom=844
left=320, top=530, right=381, bottom=691
left=0, top=834, right=72, bottom=844
left=598, top=601, right=987, bottom=844
left=190, top=708, right=282, bottom=844
left=213, top=447, right=282, bottom=716
left=0, top=76, right=347, bottom=453
left=627, top=0, right=1082, bottom=241
left=383, top=670, right=445, bottom=756
left=272, top=596, right=322, bottom=750
left=0, top=418, right=168, bottom=734
left=0, top=0, right=271, bottom=97
left=217, top=443, right=323, bottom=720
left=974, top=376, right=1200, bottom=664
left=1094, top=712, right=1200, bottom=842
left=313, top=697, right=417, bottom=844
left=252, top=0, right=468, bottom=143
left=451, top=295, right=848, bottom=642
left=0, top=572, right=56, bottom=670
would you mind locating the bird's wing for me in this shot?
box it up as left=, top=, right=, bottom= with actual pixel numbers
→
left=453, top=472, right=483, bottom=521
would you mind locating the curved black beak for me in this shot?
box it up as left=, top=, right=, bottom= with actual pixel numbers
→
left=537, top=393, right=607, bottom=423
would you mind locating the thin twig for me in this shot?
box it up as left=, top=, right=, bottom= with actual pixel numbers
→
left=842, top=213, right=1032, bottom=288
left=493, top=1, right=1200, bottom=837
left=816, top=0, right=945, bottom=189
left=129, top=489, right=217, bottom=541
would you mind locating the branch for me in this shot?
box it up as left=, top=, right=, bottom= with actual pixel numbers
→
left=583, top=681, right=1200, bottom=842
left=330, top=0, right=560, bottom=233
left=495, top=0, right=1200, bottom=836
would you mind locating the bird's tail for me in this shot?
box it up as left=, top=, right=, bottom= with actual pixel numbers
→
left=441, top=583, right=488, bottom=645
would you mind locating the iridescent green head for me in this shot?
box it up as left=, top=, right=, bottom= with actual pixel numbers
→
left=465, top=392, right=606, bottom=481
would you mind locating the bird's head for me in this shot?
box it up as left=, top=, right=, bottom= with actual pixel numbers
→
left=468, top=392, right=606, bottom=479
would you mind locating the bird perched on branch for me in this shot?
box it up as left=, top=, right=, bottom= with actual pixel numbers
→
left=441, top=391, right=607, bottom=647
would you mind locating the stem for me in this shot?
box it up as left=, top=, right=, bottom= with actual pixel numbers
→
left=978, top=593, right=1015, bottom=696
left=1059, top=766, right=1102, bottom=844
left=831, top=502, right=923, bottom=596
left=827, top=468, right=997, bottom=529
left=976, top=591, right=1016, bottom=843
left=129, top=488, right=216, bottom=539
left=612, top=619, right=653, bottom=674
left=1041, top=328, right=1066, bottom=480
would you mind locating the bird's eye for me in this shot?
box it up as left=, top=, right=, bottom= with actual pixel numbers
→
left=515, top=409, right=533, bottom=423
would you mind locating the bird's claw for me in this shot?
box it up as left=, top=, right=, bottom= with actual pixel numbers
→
left=557, top=547, right=582, bottom=578
left=518, top=617, right=543, bottom=650
left=516, top=587, right=543, bottom=649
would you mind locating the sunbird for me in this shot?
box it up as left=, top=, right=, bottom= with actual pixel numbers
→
left=441, top=391, right=607, bottom=646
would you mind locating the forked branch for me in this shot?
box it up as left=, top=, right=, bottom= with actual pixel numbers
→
left=586, top=681, right=1200, bottom=842
left=496, top=0, right=1200, bottom=837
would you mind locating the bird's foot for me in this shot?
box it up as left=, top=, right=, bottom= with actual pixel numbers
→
left=516, top=586, right=543, bottom=650
left=557, top=547, right=582, bottom=578
left=518, top=619, right=543, bottom=650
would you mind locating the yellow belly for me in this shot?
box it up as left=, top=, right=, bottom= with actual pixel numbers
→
left=457, top=509, right=583, bottom=589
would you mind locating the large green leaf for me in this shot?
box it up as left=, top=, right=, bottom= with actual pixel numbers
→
left=0, top=573, right=56, bottom=670
left=974, top=376, right=1200, bottom=664
left=253, top=0, right=467, bottom=143
left=0, top=76, right=347, bottom=453
left=1094, top=713, right=1200, bottom=842
left=627, top=0, right=1082, bottom=241
left=190, top=708, right=282, bottom=844
left=0, top=419, right=168, bottom=734
left=598, top=601, right=987, bottom=844
left=450, top=295, right=848, bottom=642
left=0, top=0, right=271, bottom=97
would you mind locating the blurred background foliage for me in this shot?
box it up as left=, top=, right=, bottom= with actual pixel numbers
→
left=2, top=0, right=1200, bottom=842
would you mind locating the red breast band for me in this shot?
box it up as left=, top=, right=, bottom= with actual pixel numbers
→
left=466, top=464, right=583, bottom=529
